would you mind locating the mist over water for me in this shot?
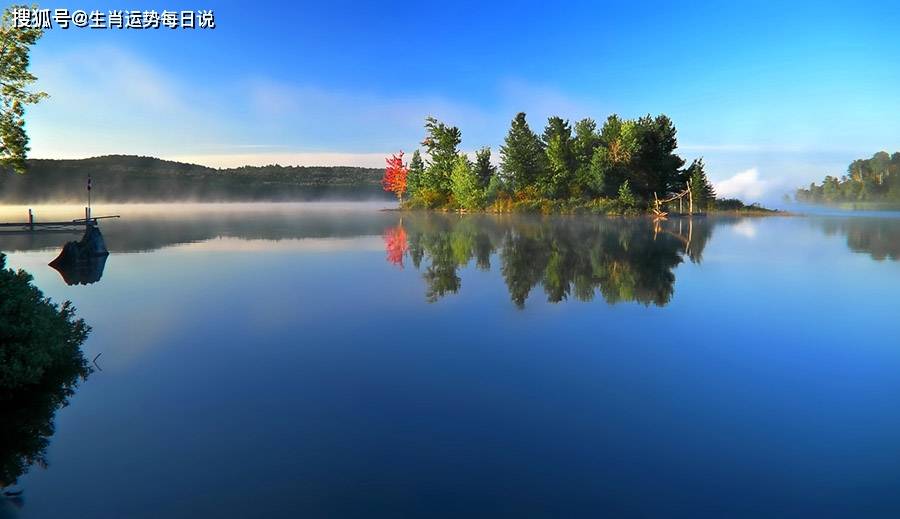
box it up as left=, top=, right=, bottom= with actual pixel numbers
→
left=1, top=203, right=900, bottom=517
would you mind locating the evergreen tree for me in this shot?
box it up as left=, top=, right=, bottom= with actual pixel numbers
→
left=617, top=180, right=636, bottom=208
left=596, top=115, right=637, bottom=196
left=406, top=149, right=425, bottom=197
left=421, top=116, right=462, bottom=195
left=500, top=112, right=545, bottom=191
left=473, top=147, right=495, bottom=189
left=450, top=154, right=482, bottom=210
left=540, top=117, right=575, bottom=198
left=631, top=114, right=684, bottom=199
left=686, top=158, right=715, bottom=211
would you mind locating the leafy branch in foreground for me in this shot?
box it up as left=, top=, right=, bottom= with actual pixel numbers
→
left=0, top=5, right=48, bottom=174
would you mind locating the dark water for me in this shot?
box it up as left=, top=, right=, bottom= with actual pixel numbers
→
left=1, top=204, right=900, bottom=518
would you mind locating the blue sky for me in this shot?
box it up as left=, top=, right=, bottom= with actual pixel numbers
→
left=13, top=0, right=900, bottom=201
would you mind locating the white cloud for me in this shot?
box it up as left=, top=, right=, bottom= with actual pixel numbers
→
left=714, top=168, right=775, bottom=201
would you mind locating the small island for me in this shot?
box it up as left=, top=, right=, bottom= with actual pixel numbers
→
left=382, top=114, right=774, bottom=215
left=795, top=151, right=900, bottom=206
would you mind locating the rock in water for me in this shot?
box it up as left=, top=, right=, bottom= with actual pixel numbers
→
left=49, top=226, right=109, bottom=285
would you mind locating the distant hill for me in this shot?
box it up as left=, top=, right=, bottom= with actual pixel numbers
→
left=0, top=155, right=391, bottom=202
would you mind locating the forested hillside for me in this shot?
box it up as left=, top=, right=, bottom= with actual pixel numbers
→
left=0, top=155, right=389, bottom=202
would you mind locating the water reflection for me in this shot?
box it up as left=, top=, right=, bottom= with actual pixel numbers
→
left=390, top=214, right=714, bottom=307
left=48, top=226, right=110, bottom=286
left=817, top=217, right=900, bottom=261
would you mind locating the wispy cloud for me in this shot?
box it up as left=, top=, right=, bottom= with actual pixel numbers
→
left=29, top=45, right=228, bottom=158
left=244, top=78, right=491, bottom=150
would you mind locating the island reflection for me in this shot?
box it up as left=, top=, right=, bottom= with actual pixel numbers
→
left=384, top=213, right=714, bottom=307
left=816, top=217, right=900, bottom=261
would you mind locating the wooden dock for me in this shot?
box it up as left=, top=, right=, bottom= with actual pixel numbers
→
left=0, top=209, right=119, bottom=233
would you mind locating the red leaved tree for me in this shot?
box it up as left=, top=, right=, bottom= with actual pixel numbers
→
left=383, top=224, right=408, bottom=268
left=382, top=152, right=408, bottom=202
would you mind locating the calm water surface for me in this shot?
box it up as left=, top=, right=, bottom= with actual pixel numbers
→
left=1, top=203, right=899, bottom=518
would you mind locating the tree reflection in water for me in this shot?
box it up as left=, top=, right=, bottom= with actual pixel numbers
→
left=817, top=217, right=900, bottom=261
left=385, top=214, right=714, bottom=307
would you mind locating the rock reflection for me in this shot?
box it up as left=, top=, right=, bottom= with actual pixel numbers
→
left=390, top=214, right=714, bottom=307
left=48, top=226, right=110, bottom=286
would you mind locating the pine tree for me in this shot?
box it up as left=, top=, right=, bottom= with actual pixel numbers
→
left=540, top=117, right=575, bottom=199
left=617, top=180, right=636, bottom=208
left=473, top=147, right=495, bottom=189
left=500, top=113, right=545, bottom=191
left=407, top=149, right=425, bottom=197
left=686, top=158, right=715, bottom=211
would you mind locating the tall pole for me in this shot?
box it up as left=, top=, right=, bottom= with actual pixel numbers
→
left=87, top=175, right=91, bottom=213
left=86, top=175, right=92, bottom=229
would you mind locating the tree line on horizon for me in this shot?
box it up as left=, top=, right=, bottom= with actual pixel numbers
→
left=795, top=151, right=900, bottom=204
left=383, top=113, right=718, bottom=214
left=0, top=156, right=392, bottom=202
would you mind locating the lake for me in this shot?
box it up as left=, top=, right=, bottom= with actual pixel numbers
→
left=1, top=203, right=900, bottom=518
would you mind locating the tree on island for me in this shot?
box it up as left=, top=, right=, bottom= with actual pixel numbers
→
left=406, top=150, right=425, bottom=197
left=382, top=152, right=408, bottom=202
left=0, top=6, right=48, bottom=174
left=420, top=116, right=462, bottom=197
left=796, top=151, right=900, bottom=204
left=395, top=112, right=748, bottom=214
left=450, top=154, right=482, bottom=211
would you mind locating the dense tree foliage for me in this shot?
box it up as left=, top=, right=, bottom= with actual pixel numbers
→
left=450, top=154, right=482, bottom=211
left=473, top=147, right=495, bottom=189
left=0, top=255, right=90, bottom=391
left=686, top=159, right=716, bottom=211
left=382, top=152, right=408, bottom=202
left=0, top=6, right=48, bottom=174
left=406, top=150, right=425, bottom=196
left=0, top=254, right=91, bottom=485
left=404, top=113, right=734, bottom=214
left=796, top=151, right=900, bottom=204
left=419, top=116, right=462, bottom=199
